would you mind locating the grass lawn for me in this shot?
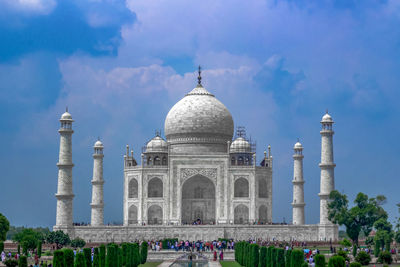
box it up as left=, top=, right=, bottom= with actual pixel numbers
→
left=139, top=262, right=163, bottom=267
left=220, top=261, right=242, bottom=267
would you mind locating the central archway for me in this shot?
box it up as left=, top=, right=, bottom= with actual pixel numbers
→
left=181, top=174, right=216, bottom=224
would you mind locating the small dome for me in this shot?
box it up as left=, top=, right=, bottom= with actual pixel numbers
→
left=146, top=136, right=167, bottom=153
left=294, top=141, right=303, bottom=149
left=94, top=140, right=103, bottom=148
left=321, top=112, right=333, bottom=123
left=230, top=137, right=251, bottom=153
left=60, top=111, right=72, bottom=120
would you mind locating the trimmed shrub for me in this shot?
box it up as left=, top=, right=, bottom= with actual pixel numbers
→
left=291, top=249, right=304, bottom=267
left=140, top=241, right=148, bottom=264
left=37, top=241, right=42, bottom=258
left=75, top=252, right=86, bottom=267
left=314, top=254, right=326, bottom=267
left=354, top=251, right=371, bottom=265
left=99, top=244, right=106, bottom=267
left=374, top=240, right=380, bottom=257
left=328, top=255, right=345, bottom=267
left=378, top=251, right=392, bottom=264
left=259, top=246, right=267, bottom=267
left=0, top=241, right=4, bottom=252
left=4, top=259, right=18, bottom=267
left=63, top=248, right=74, bottom=267
left=276, top=248, right=285, bottom=267
left=83, top=247, right=92, bottom=267
left=93, top=247, right=100, bottom=267
left=336, top=250, right=349, bottom=262
left=301, top=263, right=308, bottom=267
left=349, top=263, right=361, bottom=267
left=270, top=247, right=276, bottom=267
left=18, top=255, right=28, bottom=267
left=132, top=243, right=140, bottom=267
left=285, top=249, right=292, bottom=267
left=17, top=244, right=20, bottom=254
left=250, top=244, right=260, bottom=267
left=352, top=246, right=357, bottom=258
left=106, top=244, right=116, bottom=267
left=53, top=250, right=65, bottom=267
left=161, top=238, right=178, bottom=249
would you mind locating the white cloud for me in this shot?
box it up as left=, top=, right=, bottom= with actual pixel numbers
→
left=3, top=0, right=56, bottom=14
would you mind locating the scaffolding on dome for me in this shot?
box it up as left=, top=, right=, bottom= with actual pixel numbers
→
left=234, top=126, right=256, bottom=153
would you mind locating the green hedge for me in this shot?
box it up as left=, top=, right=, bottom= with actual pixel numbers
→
left=259, top=246, right=267, bottom=267
left=83, top=247, right=92, bottom=267
left=18, top=255, right=28, bottom=267
left=63, top=248, right=74, bottom=267
left=161, top=238, right=178, bottom=249
left=53, top=250, right=65, bottom=267
left=75, top=252, right=86, bottom=267
left=140, top=241, right=148, bottom=264
left=328, top=255, right=345, bottom=267
left=285, top=249, right=292, bottom=267
left=314, top=254, right=326, bottom=267
left=349, top=263, right=361, bottom=267
left=276, top=248, right=285, bottom=267
left=37, top=241, right=42, bottom=258
left=290, top=249, right=304, bottom=267
left=99, top=244, right=106, bottom=267
left=250, top=244, right=259, bottom=267
left=93, top=247, right=100, bottom=267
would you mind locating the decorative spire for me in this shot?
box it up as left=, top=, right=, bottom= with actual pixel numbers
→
left=197, top=65, right=202, bottom=87
left=66, top=106, right=68, bottom=112
left=326, top=109, right=329, bottom=114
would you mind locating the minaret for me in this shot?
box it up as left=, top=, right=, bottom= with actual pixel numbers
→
left=319, top=112, right=335, bottom=225
left=55, top=109, right=75, bottom=227
left=292, top=140, right=305, bottom=225
left=90, top=139, right=105, bottom=226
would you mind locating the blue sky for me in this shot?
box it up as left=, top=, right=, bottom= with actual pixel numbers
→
left=0, top=0, right=399, bottom=228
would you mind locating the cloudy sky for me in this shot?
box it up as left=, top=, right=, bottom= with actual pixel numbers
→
left=0, top=0, right=399, bottom=227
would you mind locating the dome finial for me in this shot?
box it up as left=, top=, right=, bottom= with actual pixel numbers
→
left=66, top=106, right=68, bottom=112
left=197, top=65, right=202, bottom=87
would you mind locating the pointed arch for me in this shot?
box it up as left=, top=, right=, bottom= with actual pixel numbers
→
left=234, top=178, right=249, bottom=197
left=128, top=179, right=138, bottom=198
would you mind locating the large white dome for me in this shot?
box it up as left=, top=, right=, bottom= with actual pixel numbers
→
left=164, top=85, right=234, bottom=153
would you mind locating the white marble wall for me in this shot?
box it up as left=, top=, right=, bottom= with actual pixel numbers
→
left=91, top=152, right=104, bottom=226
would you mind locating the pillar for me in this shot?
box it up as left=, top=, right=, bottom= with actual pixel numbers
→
left=91, top=139, right=105, bottom=226
left=292, top=140, right=305, bottom=225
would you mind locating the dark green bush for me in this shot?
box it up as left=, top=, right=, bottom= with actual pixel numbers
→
left=285, top=249, right=292, bottom=267
left=132, top=243, right=140, bottom=267
left=18, top=255, right=28, bottom=267
left=250, top=244, right=259, bottom=267
left=349, top=263, right=361, bottom=267
left=140, top=241, right=148, bottom=264
left=99, top=244, right=106, bottom=267
left=37, top=241, right=42, bottom=258
left=276, top=248, right=285, bottom=267
left=53, top=250, right=65, bottom=267
left=83, top=247, right=92, bottom=267
left=3, top=259, right=18, bottom=267
left=17, top=244, right=20, bottom=254
left=328, top=255, right=345, bottom=267
left=352, top=246, right=357, bottom=258
left=93, top=247, right=100, bottom=267
left=63, top=248, right=74, bottom=267
left=378, top=251, right=392, bottom=264
left=355, top=251, right=371, bottom=265
left=314, top=254, right=326, bottom=267
left=259, top=246, right=267, bottom=267
left=106, top=244, right=116, bottom=267
left=301, top=263, right=308, bottom=267
left=336, top=250, right=349, bottom=261
left=161, top=238, right=178, bottom=249
left=291, top=249, right=304, bottom=267
left=270, top=247, right=276, bottom=267
left=0, top=241, right=4, bottom=252
left=75, top=252, right=86, bottom=267
left=374, top=241, right=380, bottom=257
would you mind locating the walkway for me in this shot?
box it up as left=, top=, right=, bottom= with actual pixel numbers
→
left=157, top=260, right=222, bottom=267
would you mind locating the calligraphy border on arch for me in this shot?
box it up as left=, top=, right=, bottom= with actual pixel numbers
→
left=181, top=168, right=217, bottom=185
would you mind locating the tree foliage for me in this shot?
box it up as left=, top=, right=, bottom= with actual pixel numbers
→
left=140, top=241, right=148, bottom=264
left=53, top=250, right=65, bottom=267
left=70, top=237, right=86, bottom=248
left=18, top=255, right=28, bottom=267
left=63, top=248, right=74, bottom=267
left=75, top=252, right=86, bottom=267
left=328, top=255, right=345, bottom=267
left=328, top=191, right=388, bottom=245
left=46, top=230, right=70, bottom=249
left=314, top=254, right=326, bottom=267
left=355, top=251, right=371, bottom=265
left=0, top=213, right=10, bottom=242
left=290, top=249, right=304, bottom=267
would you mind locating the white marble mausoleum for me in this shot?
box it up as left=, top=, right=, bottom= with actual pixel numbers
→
left=53, top=69, right=338, bottom=242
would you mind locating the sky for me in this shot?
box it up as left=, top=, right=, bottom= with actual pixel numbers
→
left=0, top=0, right=399, bottom=228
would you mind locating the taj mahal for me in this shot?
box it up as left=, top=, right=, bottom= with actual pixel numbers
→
left=53, top=68, right=338, bottom=242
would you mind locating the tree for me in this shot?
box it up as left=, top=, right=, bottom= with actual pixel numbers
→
left=339, top=239, right=351, bottom=247
left=46, top=231, right=70, bottom=249
left=276, top=248, right=285, bottom=267
left=355, top=251, right=371, bottom=265
left=0, top=241, right=4, bottom=252
left=374, top=217, right=393, bottom=251
left=328, top=191, right=388, bottom=245
left=140, top=241, right=148, bottom=264
left=328, top=256, right=345, bottom=267
left=285, top=249, right=292, bottom=267
left=378, top=251, right=392, bottom=264
left=99, top=244, right=106, bottom=267
left=37, top=241, right=42, bottom=258
left=70, top=238, right=86, bottom=249
left=53, top=250, right=65, bottom=267
left=0, top=213, right=10, bottom=241
left=93, top=247, right=100, bottom=267
left=13, top=228, right=42, bottom=252
left=259, top=246, right=267, bottom=267
left=249, top=244, right=259, bottom=267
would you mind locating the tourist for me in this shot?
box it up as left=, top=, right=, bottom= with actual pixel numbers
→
left=1, top=251, right=5, bottom=262
left=219, top=250, right=223, bottom=260
left=213, top=250, right=217, bottom=261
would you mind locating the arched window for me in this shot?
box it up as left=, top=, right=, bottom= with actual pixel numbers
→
left=128, top=205, right=138, bottom=224
left=238, top=156, right=244, bottom=165
left=234, top=178, right=249, bottom=197
left=259, top=205, right=268, bottom=224
left=148, top=205, right=163, bottom=225
left=147, top=157, right=152, bottom=166
left=154, top=156, right=161, bottom=165
left=231, top=157, right=235, bottom=165
left=258, top=178, right=268, bottom=198
left=128, top=179, right=138, bottom=198
left=162, top=157, right=167, bottom=165
left=245, top=157, right=249, bottom=165
left=234, top=204, right=249, bottom=224
left=148, top=177, right=163, bottom=198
